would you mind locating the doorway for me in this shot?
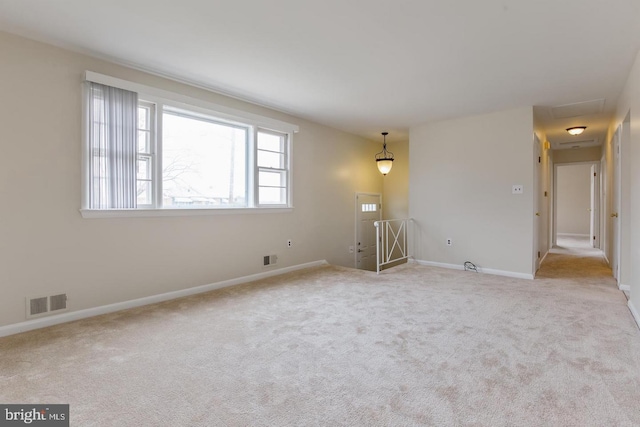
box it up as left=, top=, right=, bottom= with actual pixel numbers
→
left=553, top=162, right=600, bottom=249
left=355, top=193, right=381, bottom=271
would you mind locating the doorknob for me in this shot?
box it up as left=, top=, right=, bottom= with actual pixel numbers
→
left=535, top=212, right=540, bottom=216
left=611, top=213, right=618, bottom=218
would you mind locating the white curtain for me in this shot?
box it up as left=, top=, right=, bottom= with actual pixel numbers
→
left=88, top=82, right=138, bottom=209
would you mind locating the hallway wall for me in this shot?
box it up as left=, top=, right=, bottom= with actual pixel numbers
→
left=409, top=107, right=534, bottom=278
left=611, top=48, right=640, bottom=322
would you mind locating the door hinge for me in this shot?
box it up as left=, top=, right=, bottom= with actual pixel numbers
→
left=538, top=156, right=541, bottom=163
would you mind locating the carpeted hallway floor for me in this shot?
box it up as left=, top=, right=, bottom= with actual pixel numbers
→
left=1, top=239, right=639, bottom=426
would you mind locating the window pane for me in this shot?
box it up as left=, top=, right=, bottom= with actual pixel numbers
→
left=162, top=111, right=247, bottom=208
left=137, top=181, right=152, bottom=205
left=138, top=130, right=150, bottom=153
left=137, top=156, right=151, bottom=180
left=257, top=132, right=283, bottom=152
left=259, top=187, right=286, bottom=205
left=259, top=170, right=285, bottom=187
left=138, top=106, right=149, bottom=130
left=257, top=150, right=284, bottom=169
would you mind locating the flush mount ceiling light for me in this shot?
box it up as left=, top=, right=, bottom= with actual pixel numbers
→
left=566, top=126, right=587, bottom=136
left=375, top=132, right=394, bottom=175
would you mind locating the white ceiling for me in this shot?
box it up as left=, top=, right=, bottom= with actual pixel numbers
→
left=1, top=0, right=639, bottom=145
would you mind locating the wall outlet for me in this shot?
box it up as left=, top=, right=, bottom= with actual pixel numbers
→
left=446, top=238, right=452, bottom=246
left=287, top=239, right=292, bottom=248
left=512, top=185, right=524, bottom=194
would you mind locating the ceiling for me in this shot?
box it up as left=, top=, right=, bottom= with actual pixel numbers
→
left=0, top=0, right=639, bottom=145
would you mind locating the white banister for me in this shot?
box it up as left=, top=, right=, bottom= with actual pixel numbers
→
left=374, top=218, right=412, bottom=274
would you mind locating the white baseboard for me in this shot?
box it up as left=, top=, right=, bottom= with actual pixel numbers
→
left=628, top=300, right=640, bottom=330
left=619, top=283, right=631, bottom=292
left=411, top=259, right=534, bottom=280
left=539, top=250, right=549, bottom=265
left=557, top=233, right=590, bottom=238
left=0, top=260, right=328, bottom=338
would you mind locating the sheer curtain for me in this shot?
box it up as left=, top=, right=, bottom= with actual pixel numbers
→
left=88, top=82, right=138, bottom=209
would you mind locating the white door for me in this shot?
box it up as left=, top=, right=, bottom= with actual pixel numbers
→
left=356, top=193, right=381, bottom=271
left=612, top=127, right=621, bottom=281
left=589, top=164, right=600, bottom=248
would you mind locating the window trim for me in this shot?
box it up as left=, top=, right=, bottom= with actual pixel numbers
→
left=81, top=71, right=298, bottom=218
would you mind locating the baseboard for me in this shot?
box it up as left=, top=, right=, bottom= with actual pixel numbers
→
left=557, top=233, right=590, bottom=238
left=619, top=283, right=631, bottom=292
left=411, top=259, right=534, bottom=280
left=0, top=260, right=329, bottom=338
left=539, top=250, right=549, bottom=265
left=628, top=300, right=640, bottom=330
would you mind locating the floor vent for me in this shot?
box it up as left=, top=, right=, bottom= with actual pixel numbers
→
left=26, top=293, right=68, bottom=318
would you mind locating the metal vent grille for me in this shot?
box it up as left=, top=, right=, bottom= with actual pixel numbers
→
left=50, top=294, right=67, bottom=311
left=263, top=254, right=278, bottom=266
left=29, top=297, right=48, bottom=316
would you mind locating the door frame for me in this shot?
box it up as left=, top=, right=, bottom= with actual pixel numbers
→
left=354, top=192, right=382, bottom=269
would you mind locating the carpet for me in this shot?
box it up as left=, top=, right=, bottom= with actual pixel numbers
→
left=1, top=240, right=639, bottom=426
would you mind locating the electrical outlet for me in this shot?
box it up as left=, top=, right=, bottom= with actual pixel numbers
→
left=287, top=239, right=292, bottom=248
left=446, top=238, right=452, bottom=246
left=512, top=185, right=524, bottom=194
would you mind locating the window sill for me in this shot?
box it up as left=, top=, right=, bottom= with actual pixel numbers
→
left=80, top=207, right=293, bottom=219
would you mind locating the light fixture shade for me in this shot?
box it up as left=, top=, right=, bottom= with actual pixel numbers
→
left=377, top=159, right=393, bottom=175
left=375, top=132, right=394, bottom=175
left=566, top=126, right=586, bottom=136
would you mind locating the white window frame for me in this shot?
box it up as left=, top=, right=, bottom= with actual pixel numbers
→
left=81, top=71, right=297, bottom=218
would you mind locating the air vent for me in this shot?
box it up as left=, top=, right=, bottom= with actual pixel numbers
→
left=26, top=293, right=68, bottom=318
left=550, top=99, right=605, bottom=119
left=263, top=254, right=278, bottom=266
left=50, top=294, right=67, bottom=311
left=29, top=296, right=48, bottom=317
left=559, top=139, right=596, bottom=145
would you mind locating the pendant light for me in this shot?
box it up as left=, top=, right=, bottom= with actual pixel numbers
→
left=375, top=132, right=394, bottom=175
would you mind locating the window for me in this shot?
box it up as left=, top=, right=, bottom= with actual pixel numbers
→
left=82, top=72, right=296, bottom=216
left=257, top=130, right=289, bottom=205
left=162, top=108, right=248, bottom=208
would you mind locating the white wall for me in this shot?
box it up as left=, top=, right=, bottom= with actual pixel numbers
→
left=610, top=49, right=640, bottom=317
left=409, top=107, right=534, bottom=277
left=382, top=139, right=409, bottom=220
left=556, top=164, right=591, bottom=235
left=0, top=31, right=383, bottom=328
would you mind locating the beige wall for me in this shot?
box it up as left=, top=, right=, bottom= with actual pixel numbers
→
left=610, top=49, right=640, bottom=313
left=552, top=146, right=602, bottom=163
left=556, top=164, right=591, bottom=235
left=382, top=139, right=409, bottom=220
left=0, top=32, right=383, bottom=327
left=409, top=107, right=534, bottom=277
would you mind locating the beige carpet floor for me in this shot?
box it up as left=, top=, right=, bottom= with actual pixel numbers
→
left=1, top=239, right=639, bottom=426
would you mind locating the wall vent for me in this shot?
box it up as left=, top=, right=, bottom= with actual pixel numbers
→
left=28, top=296, right=48, bottom=317
left=50, top=294, right=68, bottom=312
left=263, top=254, right=278, bottom=266
left=26, top=293, right=68, bottom=318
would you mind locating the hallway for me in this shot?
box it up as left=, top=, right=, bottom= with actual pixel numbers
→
left=537, top=234, right=614, bottom=283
